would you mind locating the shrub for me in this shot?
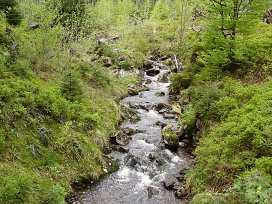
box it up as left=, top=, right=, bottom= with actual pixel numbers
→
left=60, top=71, right=84, bottom=102
left=187, top=82, right=272, bottom=193
left=169, top=72, right=193, bottom=94
left=0, top=0, right=22, bottom=26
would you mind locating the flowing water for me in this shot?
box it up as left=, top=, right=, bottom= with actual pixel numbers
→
left=70, top=69, right=192, bottom=204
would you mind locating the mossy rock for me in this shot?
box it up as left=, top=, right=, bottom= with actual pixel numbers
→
left=162, top=124, right=179, bottom=150
left=169, top=72, right=193, bottom=95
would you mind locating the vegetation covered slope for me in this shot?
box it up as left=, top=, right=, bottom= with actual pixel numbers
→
left=166, top=0, right=272, bottom=203
left=0, top=1, right=136, bottom=203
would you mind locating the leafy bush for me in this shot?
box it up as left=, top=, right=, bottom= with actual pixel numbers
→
left=60, top=71, right=84, bottom=102
left=169, top=72, right=193, bottom=94
left=0, top=0, right=22, bottom=25
left=187, top=82, right=272, bottom=193
left=231, top=170, right=272, bottom=204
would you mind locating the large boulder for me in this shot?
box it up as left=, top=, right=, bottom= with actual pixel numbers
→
left=162, top=124, right=179, bottom=150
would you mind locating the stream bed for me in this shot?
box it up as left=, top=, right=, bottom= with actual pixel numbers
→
left=69, top=69, right=193, bottom=204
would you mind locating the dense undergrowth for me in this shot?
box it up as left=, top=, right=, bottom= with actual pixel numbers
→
left=167, top=1, right=272, bottom=203
left=0, top=1, right=138, bottom=203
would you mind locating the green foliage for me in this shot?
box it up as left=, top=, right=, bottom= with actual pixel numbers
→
left=0, top=165, right=67, bottom=204
left=0, top=170, right=32, bottom=203
left=255, top=157, right=272, bottom=175
left=55, top=0, right=86, bottom=38
left=231, top=170, right=272, bottom=204
left=179, top=106, right=196, bottom=131
left=187, top=82, right=272, bottom=193
left=61, top=71, right=84, bottom=102
left=191, top=170, right=272, bottom=204
left=169, top=72, right=193, bottom=94
left=0, top=0, right=22, bottom=25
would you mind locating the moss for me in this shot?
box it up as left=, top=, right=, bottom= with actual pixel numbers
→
left=169, top=72, right=193, bottom=95
left=162, top=125, right=179, bottom=148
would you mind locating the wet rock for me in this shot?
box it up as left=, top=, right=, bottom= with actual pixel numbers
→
left=156, top=157, right=166, bottom=166
left=147, top=186, right=159, bottom=198
left=155, top=121, right=167, bottom=128
left=140, top=85, right=150, bottom=92
left=179, top=168, right=189, bottom=175
left=117, top=147, right=129, bottom=153
left=102, top=57, right=113, bottom=67
left=164, top=58, right=173, bottom=66
left=155, top=103, right=171, bottom=112
left=163, top=174, right=179, bottom=190
left=146, top=68, right=160, bottom=77
left=158, top=109, right=168, bottom=115
left=143, top=60, right=153, bottom=70
left=174, top=173, right=185, bottom=182
left=126, top=155, right=140, bottom=168
left=174, top=168, right=189, bottom=182
left=128, top=102, right=149, bottom=111
left=162, top=125, right=179, bottom=150
left=163, top=113, right=176, bottom=119
left=122, top=127, right=137, bottom=136
left=144, top=78, right=152, bottom=84
left=116, top=136, right=131, bottom=146
left=128, top=87, right=138, bottom=96
left=148, top=153, right=156, bottom=161
left=176, top=185, right=189, bottom=198
left=128, top=102, right=138, bottom=109
left=156, top=91, right=165, bottom=97
left=157, top=73, right=169, bottom=83
left=169, top=95, right=178, bottom=101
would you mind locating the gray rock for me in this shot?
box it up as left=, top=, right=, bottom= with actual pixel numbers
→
left=159, top=108, right=168, bottom=114
left=156, top=157, right=166, bottom=166
left=156, top=91, right=165, bottom=97
left=163, top=174, right=179, bottom=190
left=176, top=185, right=188, bottom=198
left=102, top=57, right=113, bottom=67
left=163, top=113, right=176, bottom=119
left=155, top=103, right=171, bottom=112
left=147, top=186, right=159, bottom=198
left=144, top=79, right=152, bottom=84
left=148, top=153, right=156, bottom=161
left=155, top=121, right=167, bottom=128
